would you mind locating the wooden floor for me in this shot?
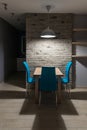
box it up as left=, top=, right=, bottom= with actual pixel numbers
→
left=0, top=72, right=87, bottom=130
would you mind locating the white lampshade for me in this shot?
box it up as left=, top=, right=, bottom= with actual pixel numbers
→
left=40, top=26, right=56, bottom=38
left=40, top=5, right=56, bottom=39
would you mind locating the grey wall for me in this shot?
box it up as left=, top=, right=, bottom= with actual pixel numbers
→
left=0, top=18, right=18, bottom=82
left=73, top=15, right=87, bottom=87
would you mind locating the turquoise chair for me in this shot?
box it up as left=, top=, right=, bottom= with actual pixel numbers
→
left=61, top=61, right=72, bottom=97
left=22, top=61, right=35, bottom=97
left=39, top=67, right=58, bottom=105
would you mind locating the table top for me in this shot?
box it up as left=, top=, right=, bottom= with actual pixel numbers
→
left=34, top=67, right=64, bottom=76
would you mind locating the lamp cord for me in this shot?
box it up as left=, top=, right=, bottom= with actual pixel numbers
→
left=46, top=5, right=51, bottom=28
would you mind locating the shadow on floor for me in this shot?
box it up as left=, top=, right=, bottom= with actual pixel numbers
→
left=19, top=97, right=78, bottom=130
left=20, top=97, right=78, bottom=115
left=71, top=91, right=87, bottom=100
left=0, top=90, right=25, bottom=99
left=20, top=98, right=67, bottom=130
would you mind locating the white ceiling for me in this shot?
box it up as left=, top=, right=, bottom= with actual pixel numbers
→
left=0, top=0, right=87, bottom=31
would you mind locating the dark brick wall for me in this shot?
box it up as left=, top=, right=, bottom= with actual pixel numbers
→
left=26, top=13, right=72, bottom=40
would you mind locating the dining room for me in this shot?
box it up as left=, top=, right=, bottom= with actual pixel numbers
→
left=25, top=13, right=72, bottom=104
left=0, top=1, right=87, bottom=129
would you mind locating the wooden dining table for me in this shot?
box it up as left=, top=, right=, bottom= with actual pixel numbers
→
left=33, top=67, right=64, bottom=104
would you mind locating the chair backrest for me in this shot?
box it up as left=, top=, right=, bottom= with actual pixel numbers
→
left=39, top=67, right=57, bottom=91
left=22, top=61, right=30, bottom=82
left=65, top=61, right=72, bottom=83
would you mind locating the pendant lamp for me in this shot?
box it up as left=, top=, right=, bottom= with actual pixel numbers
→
left=40, top=5, right=56, bottom=38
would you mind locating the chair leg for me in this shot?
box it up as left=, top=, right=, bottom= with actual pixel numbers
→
left=25, top=84, right=28, bottom=97
left=63, top=84, right=69, bottom=98
left=63, top=84, right=67, bottom=98
left=26, top=91, right=28, bottom=97
left=67, top=84, right=71, bottom=98
left=65, top=84, right=67, bottom=91
left=39, top=91, right=41, bottom=106
left=65, top=84, right=71, bottom=99
left=26, top=84, right=31, bottom=97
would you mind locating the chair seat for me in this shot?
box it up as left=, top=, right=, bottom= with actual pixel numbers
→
left=27, top=77, right=35, bottom=83
left=61, top=77, right=68, bottom=84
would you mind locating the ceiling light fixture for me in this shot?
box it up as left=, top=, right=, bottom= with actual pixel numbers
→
left=40, top=5, right=56, bottom=39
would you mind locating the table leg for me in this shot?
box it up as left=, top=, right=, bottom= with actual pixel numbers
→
left=35, top=77, right=39, bottom=103
left=58, top=76, right=62, bottom=103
